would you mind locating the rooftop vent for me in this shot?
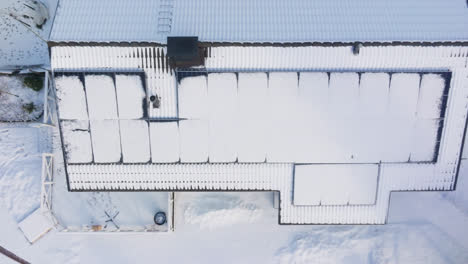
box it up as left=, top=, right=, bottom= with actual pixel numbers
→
left=167, top=36, right=204, bottom=67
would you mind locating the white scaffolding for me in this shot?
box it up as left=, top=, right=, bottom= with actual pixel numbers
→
left=40, top=153, right=60, bottom=228
left=41, top=71, right=57, bottom=127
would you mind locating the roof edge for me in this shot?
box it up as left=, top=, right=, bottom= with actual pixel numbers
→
left=48, top=40, right=468, bottom=48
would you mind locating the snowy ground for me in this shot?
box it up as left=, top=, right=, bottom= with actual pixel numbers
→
left=0, top=74, right=44, bottom=121
left=0, top=119, right=468, bottom=263
left=0, top=0, right=58, bottom=68
left=0, top=124, right=43, bottom=222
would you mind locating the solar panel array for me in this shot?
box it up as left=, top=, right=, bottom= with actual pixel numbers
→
left=55, top=71, right=447, bottom=165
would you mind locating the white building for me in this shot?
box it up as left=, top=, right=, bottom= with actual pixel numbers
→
left=49, top=0, right=468, bottom=224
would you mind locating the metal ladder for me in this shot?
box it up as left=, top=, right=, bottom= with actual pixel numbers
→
left=157, top=0, right=174, bottom=34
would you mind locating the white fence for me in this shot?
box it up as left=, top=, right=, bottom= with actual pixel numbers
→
left=41, top=71, right=57, bottom=126
left=40, top=153, right=61, bottom=228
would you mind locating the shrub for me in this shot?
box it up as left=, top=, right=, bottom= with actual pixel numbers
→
left=23, top=75, right=44, bottom=91
left=22, top=102, right=36, bottom=114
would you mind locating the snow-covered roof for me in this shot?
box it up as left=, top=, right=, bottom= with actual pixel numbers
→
left=51, top=45, right=468, bottom=224
left=49, top=0, right=468, bottom=43
left=294, top=164, right=379, bottom=206
left=55, top=70, right=445, bottom=165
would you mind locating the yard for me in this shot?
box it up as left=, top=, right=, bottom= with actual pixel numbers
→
left=0, top=74, right=45, bottom=122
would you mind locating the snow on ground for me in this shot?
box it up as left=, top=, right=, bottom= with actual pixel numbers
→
left=0, top=154, right=41, bottom=222
left=0, top=74, right=44, bottom=121
left=0, top=0, right=58, bottom=68
left=178, top=192, right=269, bottom=230
left=0, top=124, right=42, bottom=222
left=276, top=224, right=456, bottom=264
left=443, top=141, right=468, bottom=214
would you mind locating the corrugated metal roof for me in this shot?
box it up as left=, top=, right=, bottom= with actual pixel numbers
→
left=50, top=0, right=164, bottom=42
left=171, top=0, right=468, bottom=43
left=50, top=0, right=468, bottom=43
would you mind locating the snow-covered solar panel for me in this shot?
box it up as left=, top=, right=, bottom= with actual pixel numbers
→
left=120, top=120, right=150, bottom=163
left=383, top=74, right=420, bottom=161
left=388, top=73, right=420, bottom=118
left=417, top=74, right=446, bottom=119
left=329, top=73, right=359, bottom=117
left=207, top=73, right=238, bottom=162
left=359, top=73, right=389, bottom=118
left=237, top=73, right=268, bottom=162
left=178, top=74, right=208, bottom=119
left=90, top=120, right=122, bottom=163
left=55, top=75, right=88, bottom=120
left=61, top=120, right=93, bottom=163
left=55, top=71, right=447, bottom=165
left=150, top=122, right=180, bottom=163
left=115, top=74, right=146, bottom=119
left=352, top=73, right=389, bottom=162
left=411, top=120, right=440, bottom=162
left=179, top=120, right=209, bottom=163
left=326, top=73, right=360, bottom=161
left=174, top=71, right=447, bottom=164
left=296, top=72, right=328, bottom=162
left=84, top=75, right=118, bottom=120
left=267, top=72, right=299, bottom=162
left=293, top=164, right=379, bottom=206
